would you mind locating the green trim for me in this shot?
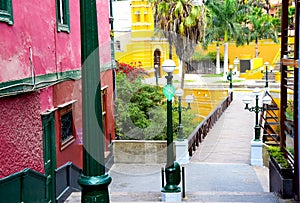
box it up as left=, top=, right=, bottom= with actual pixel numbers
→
left=0, top=69, right=81, bottom=96
left=56, top=0, right=70, bottom=33
left=0, top=0, right=13, bottom=25
left=42, top=112, right=57, bottom=202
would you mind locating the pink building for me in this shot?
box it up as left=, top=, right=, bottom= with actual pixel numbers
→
left=0, top=0, right=115, bottom=201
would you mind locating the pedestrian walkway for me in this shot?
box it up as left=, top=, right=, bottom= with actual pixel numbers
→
left=65, top=90, right=287, bottom=202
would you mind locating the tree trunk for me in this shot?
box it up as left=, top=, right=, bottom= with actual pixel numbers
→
left=216, top=45, right=221, bottom=74
left=223, top=42, right=229, bottom=80
left=255, top=42, right=259, bottom=58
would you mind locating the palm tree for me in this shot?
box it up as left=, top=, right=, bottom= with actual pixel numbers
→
left=150, top=0, right=206, bottom=88
left=240, top=7, right=279, bottom=58
left=204, top=0, right=241, bottom=77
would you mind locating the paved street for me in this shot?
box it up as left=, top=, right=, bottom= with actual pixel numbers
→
left=66, top=84, right=289, bottom=202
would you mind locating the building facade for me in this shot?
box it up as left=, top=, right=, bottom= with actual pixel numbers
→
left=0, top=0, right=115, bottom=199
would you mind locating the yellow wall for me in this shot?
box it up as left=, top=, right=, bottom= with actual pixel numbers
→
left=183, top=88, right=228, bottom=122
left=115, top=0, right=281, bottom=79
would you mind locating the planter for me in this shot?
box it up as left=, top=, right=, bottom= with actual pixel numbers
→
left=269, top=157, right=294, bottom=199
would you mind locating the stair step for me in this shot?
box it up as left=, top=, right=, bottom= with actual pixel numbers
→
left=66, top=191, right=280, bottom=202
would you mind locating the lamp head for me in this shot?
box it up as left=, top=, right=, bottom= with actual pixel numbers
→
left=253, top=88, right=261, bottom=96
left=162, top=59, right=176, bottom=73
left=185, top=94, right=194, bottom=103
left=262, top=95, right=272, bottom=105
left=175, top=88, right=184, bottom=97
left=242, top=96, right=252, bottom=105
left=242, top=96, right=252, bottom=110
left=229, top=65, right=234, bottom=70
left=264, top=62, right=269, bottom=66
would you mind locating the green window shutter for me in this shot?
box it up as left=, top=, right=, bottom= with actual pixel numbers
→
left=56, top=0, right=70, bottom=33
left=0, top=0, right=14, bottom=25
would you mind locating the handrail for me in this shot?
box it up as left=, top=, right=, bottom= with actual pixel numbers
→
left=260, top=91, right=280, bottom=145
left=187, top=91, right=233, bottom=156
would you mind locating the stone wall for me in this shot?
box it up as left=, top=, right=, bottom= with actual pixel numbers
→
left=113, top=140, right=171, bottom=164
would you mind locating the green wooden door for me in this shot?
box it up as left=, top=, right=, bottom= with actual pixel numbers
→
left=42, top=111, right=57, bottom=203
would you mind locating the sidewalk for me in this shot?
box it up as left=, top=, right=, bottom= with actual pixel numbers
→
left=65, top=90, right=287, bottom=203
left=106, top=92, right=280, bottom=202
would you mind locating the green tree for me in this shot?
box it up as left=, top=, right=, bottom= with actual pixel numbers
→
left=115, top=72, right=198, bottom=140
left=238, top=6, right=279, bottom=58
left=204, top=0, right=242, bottom=76
left=149, top=0, right=206, bottom=88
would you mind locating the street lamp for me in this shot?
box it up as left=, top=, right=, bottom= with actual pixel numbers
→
left=227, top=65, right=233, bottom=89
left=161, top=59, right=181, bottom=199
left=261, top=62, right=272, bottom=89
left=175, top=90, right=194, bottom=141
left=184, top=94, right=194, bottom=110
left=154, top=64, right=159, bottom=89
left=242, top=88, right=272, bottom=141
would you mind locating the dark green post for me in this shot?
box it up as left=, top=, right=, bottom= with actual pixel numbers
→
left=265, top=63, right=269, bottom=88
left=177, top=96, right=183, bottom=141
left=161, top=60, right=181, bottom=194
left=163, top=72, right=180, bottom=192
left=78, top=0, right=111, bottom=202
left=227, top=65, right=233, bottom=89
left=254, top=95, right=260, bottom=141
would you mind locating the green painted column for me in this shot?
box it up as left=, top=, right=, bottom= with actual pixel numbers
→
left=78, top=0, right=111, bottom=202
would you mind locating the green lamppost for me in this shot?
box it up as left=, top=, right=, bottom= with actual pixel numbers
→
left=227, top=65, right=233, bottom=90
left=263, top=62, right=270, bottom=89
left=154, top=64, right=159, bottom=90
left=78, top=0, right=111, bottom=202
left=242, top=88, right=272, bottom=141
left=161, top=59, right=181, bottom=200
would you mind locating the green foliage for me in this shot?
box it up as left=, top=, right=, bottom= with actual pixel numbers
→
left=115, top=72, right=198, bottom=140
left=192, top=51, right=223, bottom=62
left=285, top=100, right=294, bottom=121
left=267, top=146, right=292, bottom=169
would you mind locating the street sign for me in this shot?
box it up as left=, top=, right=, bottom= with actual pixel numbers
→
left=163, top=84, right=176, bottom=101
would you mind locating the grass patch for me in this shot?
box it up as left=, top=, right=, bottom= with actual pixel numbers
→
left=202, top=73, right=223, bottom=77
left=214, top=80, right=245, bottom=83
left=173, top=79, right=196, bottom=83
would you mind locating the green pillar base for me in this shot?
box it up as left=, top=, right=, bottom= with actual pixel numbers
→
left=162, top=163, right=181, bottom=193
left=78, top=174, right=112, bottom=203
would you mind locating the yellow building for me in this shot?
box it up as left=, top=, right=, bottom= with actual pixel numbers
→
left=114, top=0, right=180, bottom=77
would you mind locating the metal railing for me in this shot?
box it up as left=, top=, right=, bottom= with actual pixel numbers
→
left=187, top=91, right=233, bottom=156
left=55, top=162, right=82, bottom=202
left=260, top=91, right=280, bottom=145
left=0, top=168, right=47, bottom=203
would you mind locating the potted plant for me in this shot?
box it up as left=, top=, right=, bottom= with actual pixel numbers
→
left=267, top=146, right=294, bottom=199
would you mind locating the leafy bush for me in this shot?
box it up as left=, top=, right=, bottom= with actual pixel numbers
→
left=191, top=51, right=224, bottom=62
left=114, top=72, right=198, bottom=140
left=116, top=61, right=148, bottom=81
left=268, top=146, right=292, bottom=169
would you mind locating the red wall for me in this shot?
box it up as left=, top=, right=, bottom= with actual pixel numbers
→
left=53, top=81, right=83, bottom=168
left=0, top=0, right=115, bottom=175
left=0, top=0, right=81, bottom=83
left=0, top=92, right=44, bottom=178
left=101, top=70, right=116, bottom=148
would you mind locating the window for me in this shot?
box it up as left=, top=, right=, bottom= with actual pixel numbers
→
left=56, top=0, right=70, bottom=33
left=0, top=0, right=13, bottom=25
left=135, top=11, right=140, bottom=22
left=59, top=102, right=76, bottom=150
